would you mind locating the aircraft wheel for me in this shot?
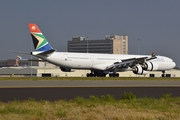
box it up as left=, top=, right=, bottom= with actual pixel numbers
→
left=162, top=74, right=166, bottom=77
left=111, top=73, right=115, bottom=77
left=161, top=71, right=166, bottom=77
left=89, top=73, right=94, bottom=77
left=86, top=73, right=90, bottom=77
left=109, top=74, right=111, bottom=77
left=116, top=73, right=119, bottom=77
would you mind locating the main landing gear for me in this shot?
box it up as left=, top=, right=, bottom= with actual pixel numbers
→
left=109, top=73, right=119, bottom=77
left=86, top=71, right=106, bottom=77
left=86, top=71, right=119, bottom=77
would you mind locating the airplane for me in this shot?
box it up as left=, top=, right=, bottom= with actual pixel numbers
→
left=17, top=55, right=23, bottom=60
left=15, top=55, right=45, bottom=62
left=25, top=23, right=176, bottom=77
left=16, top=55, right=29, bottom=60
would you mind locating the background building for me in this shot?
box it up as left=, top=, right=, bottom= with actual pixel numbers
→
left=0, top=66, right=179, bottom=77
left=0, top=59, right=38, bottom=67
left=67, top=35, right=128, bottom=54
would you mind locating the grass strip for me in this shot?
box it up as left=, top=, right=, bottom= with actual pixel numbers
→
left=0, top=93, right=179, bottom=120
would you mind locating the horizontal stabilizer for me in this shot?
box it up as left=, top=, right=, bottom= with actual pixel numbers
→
left=27, top=59, right=46, bottom=62
left=36, top=49, right=56, bottom=57
left=7, top=50, right=30, bottom=55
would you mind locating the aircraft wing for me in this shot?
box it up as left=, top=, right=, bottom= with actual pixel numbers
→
left=104, top=56, right=157, bottom=71
left=91, top=57, right=142, bottom=71
left=105, top=58, right=136, bottom=70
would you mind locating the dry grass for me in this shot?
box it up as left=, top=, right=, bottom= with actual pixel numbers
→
left=0, top=95, right=180, bottom=120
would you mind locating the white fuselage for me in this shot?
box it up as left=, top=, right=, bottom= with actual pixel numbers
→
left=33, top=52, right=176, bottom=72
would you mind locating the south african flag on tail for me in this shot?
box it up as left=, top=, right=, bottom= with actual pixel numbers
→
left=28, top=24, right=53, bottom=52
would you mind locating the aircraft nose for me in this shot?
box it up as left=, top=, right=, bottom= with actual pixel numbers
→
left=172, top=62, right=176, bottom=68
left=168, top=57, right=176, bottom=68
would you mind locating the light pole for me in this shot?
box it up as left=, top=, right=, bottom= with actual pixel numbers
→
left=86, top=37, right=88, bottom=53
left=30, top=38, right=32, bottom=77
left=138, top=39, right=140, bottom=55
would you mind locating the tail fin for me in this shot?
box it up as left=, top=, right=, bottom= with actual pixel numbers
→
left=28, top=24, right=53, bottom=52
left=17, top=55, right=22, bottom=59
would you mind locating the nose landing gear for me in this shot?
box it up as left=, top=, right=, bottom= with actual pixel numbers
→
left=161, top=70, right=166, bottom=77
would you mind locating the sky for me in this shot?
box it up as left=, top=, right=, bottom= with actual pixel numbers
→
left=0, top=0, right=180, bottom=67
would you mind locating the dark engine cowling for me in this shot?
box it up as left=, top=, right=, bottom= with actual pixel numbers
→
left=132, top=65, right=148, bottom=75
left=142, top=62, right=158, bottom=71
left=60, top=67, right=76, bottom=72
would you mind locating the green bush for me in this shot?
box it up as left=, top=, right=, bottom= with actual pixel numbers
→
left=100, top=94, right=115, bottom=102
left=161, top=93, right=172, bottom=99
left=89, top=95, right=100, bottom=103
left=73, top=96, right=86, bottom=104
left=121, top=92, right=136, bottom=100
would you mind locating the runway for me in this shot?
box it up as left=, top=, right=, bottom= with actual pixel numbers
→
left=1, top=80, right=180, bottom=87
left=0, top=80, right=180, bottom=102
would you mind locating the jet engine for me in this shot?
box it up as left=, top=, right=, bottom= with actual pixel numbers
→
left=60, top=67, right=76, bottom=72
left=132, top=65, right=148, bottom=75
left=142, top=62, right=158, bottom=71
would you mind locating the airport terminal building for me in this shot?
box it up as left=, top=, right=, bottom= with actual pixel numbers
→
left=67, top=35, right=128, bottom=54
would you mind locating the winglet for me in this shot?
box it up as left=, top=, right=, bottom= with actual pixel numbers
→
left=146, top=52, right=157, bottom=61
left=28, top=23, right=54, bottom=52
left=151, top=52, right=156, bottom=57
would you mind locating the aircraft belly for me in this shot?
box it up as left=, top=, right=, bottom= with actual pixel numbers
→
left=58, top=59, right=93, bottom=69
